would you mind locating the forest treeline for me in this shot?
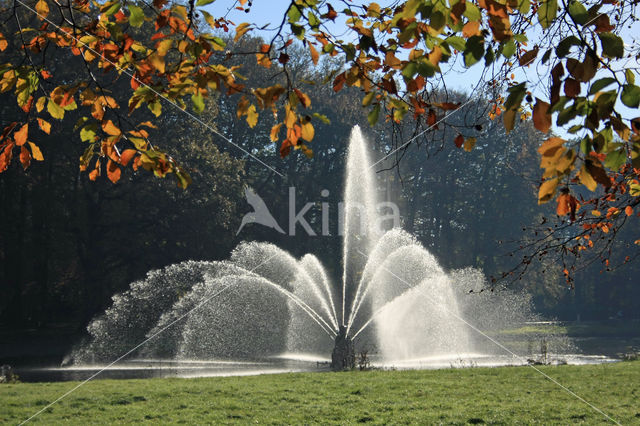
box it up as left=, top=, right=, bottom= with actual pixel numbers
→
left=1, top=35, right=638, bottom=332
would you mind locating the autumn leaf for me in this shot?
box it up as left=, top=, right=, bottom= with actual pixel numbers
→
left=462, top=21, right=480, bottom=38
left=463, top=137, right=477, bottom=152
left=538, top=178, right=558, bottom=204
left=294, top=88, right=311, bottom=108
left=246, top=104, right=258, bottom=128
left=120, top=149, right=137, bottom=166
left=309, top=43, right=319, bottom=65
left=37, top=118, right=51, bottom=134
left=102, top=120, right=121, bottom=136
left=538, top=137, right=565, bottom=156
left=107, top=159, right=121, bottom=183
left=28, top=142, right=44, bottom=161
left=533, top=99, right=551, bottom=133
left=0, top=32, right=7, bottom=51
left=625, top=206, right=634, bottom=216
left=234, top=23, right=251, bottom=42
left=454, top=134, right=464, bottom=148
left=301, top=121, right=314, bottom=142
left=579, top=165, right=597, bottom=191
left=35, top=0, right=49, bottom=18
left=19, top=145, right=31, bottom=170
left=47, top=99, right=65, bottom=119
left=270, top=123, right=282, bottom=142
left=14, top=123, right=28, bottom=146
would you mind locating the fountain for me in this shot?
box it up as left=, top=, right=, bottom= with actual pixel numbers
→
left=63, top=126, right=584, bottom=377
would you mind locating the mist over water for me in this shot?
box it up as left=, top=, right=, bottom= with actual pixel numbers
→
left=69, top=126, right=576, bottom=370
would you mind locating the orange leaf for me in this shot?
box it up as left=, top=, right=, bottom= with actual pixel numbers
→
left=293, top=88, right=311, bottom=108
left=625, top=205, right=634, bottom=216
left=462, top=21, right=480, bottom=38
left=37, top=118, right=51, bottom=134
left=14, top=123, right=28, bottom=146
left=102, top=120, right=121, bottom=136
left=309, top=43, right=319, bottom=65
left=0, top=32, right=7, bottom=51
left=107, top=159, right=121, bottom=183
left=120, top=149, right=137, bottom=166
left=19, top=145, right=31, bottom=170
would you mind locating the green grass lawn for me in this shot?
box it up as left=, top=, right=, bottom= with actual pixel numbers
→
left=2, top=361, right=639, bottom=424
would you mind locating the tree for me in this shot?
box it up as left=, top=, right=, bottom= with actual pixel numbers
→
left=1, top=0, right=639, bottom=274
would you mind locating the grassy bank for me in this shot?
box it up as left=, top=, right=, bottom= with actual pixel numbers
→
left=2, top=361, right=639, bottom=424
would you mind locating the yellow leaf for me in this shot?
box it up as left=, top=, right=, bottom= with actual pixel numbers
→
left=35, top=0, right=49, bottom=18
left=270, top=123, right=282, bottom=142
left=285, top=104, right=296, bottom=129
left=538, top=178, right=558, bottom=204
left=579, top=165, right=597, bottom=191
left=37, top=118, right=51, bottom=134
left=148, top=53, right=165, bottom=74
left=246, top=104, right=258, bottom=128
left=28, top=142, right=44, bottom=161
left=234, top=22, right=251, bottom=43
left=538, top=137, right=566, bottom=156
left=463, top=137, right=476, bottom=152
left=301, top=121, right=314, bottom=142
left=47, top=99, right=64, bottom=119
left=36, top=96, right=46, bottom=112
left=156, top=39, right=173, bottom=57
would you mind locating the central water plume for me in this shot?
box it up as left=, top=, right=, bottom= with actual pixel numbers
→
left=69, top=126, right=549, bottom=371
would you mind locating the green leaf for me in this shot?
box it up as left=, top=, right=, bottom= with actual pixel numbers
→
left=501, top=39, right=516, bottom=58
left=517, top=0, right=530, bottom=15
left=128, top=4, right=144, bottom=27
left=402, top=62, right=418, bottom=79
left=625, top=69, right=636, bottom=85
left=312, top=112, right=330, bottom=124
left=287, top=4, right=302, bottom=23
left=504, top=82, right=527, bottom=110
left=196, top=0, right=215, bottom=6
left=445, top=36, right=465, bottom=52
left=308, top=12, right=320, bottom=29
left=484, top=46, right=495, bottom=66
left=538, top=0, right=558, bottom=29
left=621, top=84, right=640, bottom=108
left=368, top=104, right=380, bottom=126
left=604, top=148, right=626, bottom=171
left=568, top=1, right=588, bottom=25
left=555, top=36, right=581, bottom=58
left=191, top=92, right=205, bottom=113
left=100, top=1, right=121, bottom=17
left=463, top=2, right=480, bottom=21
left=463, top=36, right=484, bottom=67
left=598, top=32, right=624, bottom=59
left=588, top=77, right=616, bottom=95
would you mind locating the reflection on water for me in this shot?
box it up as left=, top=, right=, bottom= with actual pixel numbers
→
left=16, top=353, right=618, bottom=383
